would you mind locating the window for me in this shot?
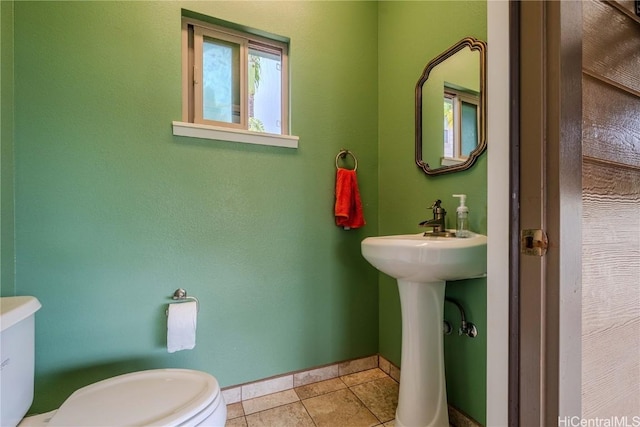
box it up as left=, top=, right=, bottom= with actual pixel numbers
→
left=443, top=88, right=479, bottom=163
left=181, top=17, right=290, bottom=137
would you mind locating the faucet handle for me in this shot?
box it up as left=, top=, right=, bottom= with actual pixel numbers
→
left=430, top=199, right=446, bottom=216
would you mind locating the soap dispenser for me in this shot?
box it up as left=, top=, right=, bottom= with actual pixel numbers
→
left=452, top=194, right=470, bottom=238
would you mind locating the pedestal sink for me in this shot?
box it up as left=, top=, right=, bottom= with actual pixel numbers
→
left=361, top=232, right=487, bottom=427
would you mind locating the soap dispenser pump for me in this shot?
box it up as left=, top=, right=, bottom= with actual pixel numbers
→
left=452, top=194, right=470, bottom=238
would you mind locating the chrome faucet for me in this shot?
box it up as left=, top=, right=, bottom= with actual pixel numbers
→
left=419, top=199, right=447, bottom=234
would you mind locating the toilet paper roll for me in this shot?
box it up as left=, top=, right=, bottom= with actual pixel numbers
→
left=167, top=301, right=197, bottom=353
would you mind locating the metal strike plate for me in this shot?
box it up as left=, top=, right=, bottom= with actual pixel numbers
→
left=521, top=229, right=548, bottom=256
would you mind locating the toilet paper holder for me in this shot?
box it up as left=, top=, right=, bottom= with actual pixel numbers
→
left=166, top=288, right=200, bottom=315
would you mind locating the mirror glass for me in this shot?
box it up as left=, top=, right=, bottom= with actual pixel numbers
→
left=415, top=37, right=486, bottom=175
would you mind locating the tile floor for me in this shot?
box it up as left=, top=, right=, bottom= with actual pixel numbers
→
left=225, top=368, right=399, bottom=427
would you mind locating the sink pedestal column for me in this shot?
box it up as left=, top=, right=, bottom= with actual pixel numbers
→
left=396, top=280, right=448, bottom=427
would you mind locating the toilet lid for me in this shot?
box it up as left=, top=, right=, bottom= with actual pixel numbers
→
left=48, top=369, right=220, bottom=427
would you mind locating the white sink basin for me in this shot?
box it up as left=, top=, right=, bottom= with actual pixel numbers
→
left=361, top=231, right=487, bottom=427
left=361, top=232, right=487, bottom=282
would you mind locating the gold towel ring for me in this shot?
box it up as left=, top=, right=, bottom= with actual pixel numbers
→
left=335, top=149, right=358, bottom=171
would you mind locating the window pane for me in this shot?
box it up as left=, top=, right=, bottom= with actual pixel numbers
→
left=461, top=101, right=478, bottom=157
left=443, top=97, right=454, bottom=158
left=202, top=36, right=241, bottom=124
left=249, top=46, right=282, bottom=134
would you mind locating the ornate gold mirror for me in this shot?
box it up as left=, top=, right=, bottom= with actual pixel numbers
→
left=415, top=37, right=486, bottom=176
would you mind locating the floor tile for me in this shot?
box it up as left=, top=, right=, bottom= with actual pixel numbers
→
left=293, top=364, right=339, bottom=387
left=245, top=402, right=315, bottom=427
left=350, top=376, right=399, bottom=423
left=242, top=389, right=299, bottom=415
left=302, top=388, right=380, bottom=427
left=226, top=416, right=248, bottom=427
left=449, top=405, right=482, bottom=427
left=388, top=365, right=401, bottom=383
left=226, top=402, right=245, bottom=419
left=338, top=355, right=378, bottom=376
left=242, top=375, right=294, bottom=400
left=341, top=368, right=388, bottom=387
left=378, top=357, right=391, bottom=375
left=294, top=377, right=347, bottom=400
left=223, top=386, right=242, bottom=405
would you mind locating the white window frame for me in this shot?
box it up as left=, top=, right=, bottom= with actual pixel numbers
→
left=174, top=17, right=298, bottom=149
left=193, top=26, right=248, bottom=130
left=442, top=89, right=480, bottom=165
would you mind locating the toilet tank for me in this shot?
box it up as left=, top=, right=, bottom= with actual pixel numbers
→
left=0, top=296, right=42, bottom=427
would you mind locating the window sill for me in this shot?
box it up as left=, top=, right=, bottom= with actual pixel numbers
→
left=172, top=121, right=299, bottom=149
left=440, top=157, right=467, bottom=167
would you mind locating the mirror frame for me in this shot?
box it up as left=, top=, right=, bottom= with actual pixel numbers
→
left=415, top=37, right=487, bottom=176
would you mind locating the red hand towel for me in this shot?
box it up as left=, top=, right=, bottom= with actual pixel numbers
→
left=335, top=168, right=366, bottom=229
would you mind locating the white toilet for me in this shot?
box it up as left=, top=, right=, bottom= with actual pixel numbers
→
left=0, top=296, right=227, bottom=427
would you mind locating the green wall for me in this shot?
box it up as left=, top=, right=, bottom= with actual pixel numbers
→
left=8, top=0, right=488, bottom=423
left=1, top=0, right=16, bottom=297
left=378, top=1, right=487, bottom=424
left=13, top=1, right=379, bottom=413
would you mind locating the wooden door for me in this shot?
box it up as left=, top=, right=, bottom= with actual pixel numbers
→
left=514, top=1, right=583, bottom=424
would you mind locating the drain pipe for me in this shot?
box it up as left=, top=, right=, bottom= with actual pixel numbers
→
left=443, top=297, right=478, bottom=338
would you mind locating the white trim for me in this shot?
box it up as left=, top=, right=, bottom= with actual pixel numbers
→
left=440, top=157, right=465, bottom=167
left=172, top=121, right=299, bottom=149
left=486, top=1, right=510, bottom=426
